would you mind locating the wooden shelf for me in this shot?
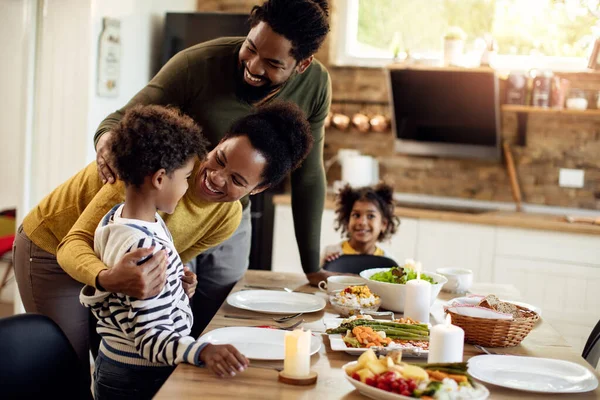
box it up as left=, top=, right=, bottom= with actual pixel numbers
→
left=501, top=105, right=600, bottom=116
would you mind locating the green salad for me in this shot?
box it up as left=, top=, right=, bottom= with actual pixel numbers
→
left=370, top=266, right=435, bottom=284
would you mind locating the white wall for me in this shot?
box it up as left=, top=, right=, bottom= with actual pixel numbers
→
left=30, top=0, right=93, bottom=207
left=86, top=0, right=197, bottom=163
left=0, top=0, right=35, bottom=213
left=1, top=0, right=198, bottom=214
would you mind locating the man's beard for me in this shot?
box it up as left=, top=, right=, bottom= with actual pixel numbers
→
left=237, top=62, right=282, bottom=103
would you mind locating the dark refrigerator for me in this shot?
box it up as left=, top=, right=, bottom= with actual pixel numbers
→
left=161, top=12, right=275, bottom=271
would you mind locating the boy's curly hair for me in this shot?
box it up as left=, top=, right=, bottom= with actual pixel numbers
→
left=334, top=183, right=400, bottom=241
left=110, top=105, right=208, bottom=187
left=225, top=101, right=313, bottom=186
left=248, top=0, right=330, bottom=62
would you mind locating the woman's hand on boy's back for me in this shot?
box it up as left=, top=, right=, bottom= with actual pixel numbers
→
left=97, top=247, right=168, bottom=298
left=199, top=343, right=249, bottom=377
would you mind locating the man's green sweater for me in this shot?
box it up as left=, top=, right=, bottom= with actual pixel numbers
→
left=94, top=37, right=331, bottom=274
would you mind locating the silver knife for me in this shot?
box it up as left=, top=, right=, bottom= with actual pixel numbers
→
left=223, top=314, right=255, bottom=320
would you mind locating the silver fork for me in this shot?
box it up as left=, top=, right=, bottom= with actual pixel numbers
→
left=280, top=319, right=304, bottom=330
left=272, top=313, right=303, bottom=323
left=474, top=344, right=505, bottom=355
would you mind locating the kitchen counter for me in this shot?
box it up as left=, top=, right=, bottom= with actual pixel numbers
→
left=273, top=194, right=600, bottom=236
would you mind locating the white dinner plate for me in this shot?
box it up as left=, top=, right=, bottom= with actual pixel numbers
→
left=198, top=327, right=321, bottom=360
left=343, top=361, right=490, bottom=400
left=325, top=318, right=429, bottom=358
left=226, top=290, right=326, bottom=314
left=468, top=355, right=599, bottom=393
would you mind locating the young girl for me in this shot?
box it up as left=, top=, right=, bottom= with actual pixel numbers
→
left=322, top=183, right=400, bottom=264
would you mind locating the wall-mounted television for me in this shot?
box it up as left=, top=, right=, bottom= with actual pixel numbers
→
left=387, top=67, right=501, bottom=161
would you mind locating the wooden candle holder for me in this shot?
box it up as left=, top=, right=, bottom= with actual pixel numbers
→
left=278, top=370, right=318, bottom=386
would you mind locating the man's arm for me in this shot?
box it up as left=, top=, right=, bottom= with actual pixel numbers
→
left=290, top=72, right=332, bottom=283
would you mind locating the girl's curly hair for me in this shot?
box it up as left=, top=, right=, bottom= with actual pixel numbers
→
left=334, top=182, right=400, bottom=241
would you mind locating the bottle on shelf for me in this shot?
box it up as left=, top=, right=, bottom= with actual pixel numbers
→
left=531, top=70, right=553, bottom=108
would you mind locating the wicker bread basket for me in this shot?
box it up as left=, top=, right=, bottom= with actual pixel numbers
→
left=447, top=305, right=540, bottom=347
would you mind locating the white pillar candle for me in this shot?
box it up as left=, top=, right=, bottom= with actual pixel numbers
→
left=404, top=264, right=431, bottom=323
left=427, top=314, right=465, bottom=363
left=283, top=329, right=311, bottom=377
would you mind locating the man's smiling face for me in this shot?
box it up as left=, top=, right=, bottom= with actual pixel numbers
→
left=238, top=21, right=299, bottom=91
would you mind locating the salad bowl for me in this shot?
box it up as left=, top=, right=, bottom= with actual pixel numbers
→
left=360, top=268, right=447, bottom=312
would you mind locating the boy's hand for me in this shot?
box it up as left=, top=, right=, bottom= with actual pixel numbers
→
left=199, top=344, right=249, bottom=378
left=181, top=266, right=197, bottom=298
left=96, top=131, right=117, bottom=184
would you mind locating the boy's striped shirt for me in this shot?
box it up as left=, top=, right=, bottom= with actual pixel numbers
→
left=80, top=204, right=207, bottom=367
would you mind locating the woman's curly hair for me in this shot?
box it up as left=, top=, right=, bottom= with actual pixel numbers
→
left=248, top=0, right=330, bottom=62
left=110, top=105, right=208, bottom=187
left=334, top=183, right=400, bottom=241
left=224, top=101, right=313, bottom=186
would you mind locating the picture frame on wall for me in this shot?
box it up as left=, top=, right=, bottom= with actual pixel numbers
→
left=587, top=37, right=600, bottom=70
left=97, top=18, right=121, bottom=97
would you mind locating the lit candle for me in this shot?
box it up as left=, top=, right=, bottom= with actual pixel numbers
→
left=283, top=329, right=311, bottom=377
left=428, top=314, right=465, bottom=363
left=404, top=262, right=431, bottom=324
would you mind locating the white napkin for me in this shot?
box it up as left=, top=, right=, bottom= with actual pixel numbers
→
left=445, top=295, right=513, bottom=320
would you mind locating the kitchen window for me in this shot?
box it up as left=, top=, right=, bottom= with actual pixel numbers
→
left=333, top=0, right=598, bottom=71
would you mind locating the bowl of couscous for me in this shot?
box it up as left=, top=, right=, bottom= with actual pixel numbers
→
left=329, top=285, right=381, bottom=317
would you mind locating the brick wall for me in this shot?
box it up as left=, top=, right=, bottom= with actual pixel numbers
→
left=196, top=0, right=600, bottom=210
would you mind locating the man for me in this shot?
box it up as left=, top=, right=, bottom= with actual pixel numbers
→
left=94, top=0, right=334, bottom=334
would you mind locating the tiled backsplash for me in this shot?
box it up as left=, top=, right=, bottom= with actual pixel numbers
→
left=325, top=106, right=600, bottom=210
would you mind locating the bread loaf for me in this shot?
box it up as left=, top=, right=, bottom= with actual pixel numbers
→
left=478, top=294, right=522, bottom=318
left=478, top=294, right=500, bottom=310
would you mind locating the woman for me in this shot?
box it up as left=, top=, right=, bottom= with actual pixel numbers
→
left=13, top=101, right=313, bottom=378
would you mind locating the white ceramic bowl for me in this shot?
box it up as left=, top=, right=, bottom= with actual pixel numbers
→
left=359, top=268, right=447, bottom=312
left=329, top=289, right=382, bottom=317
left=342, top=361, right=490, bottom=400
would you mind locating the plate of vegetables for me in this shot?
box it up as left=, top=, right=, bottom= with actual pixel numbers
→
left=344, top=349, right=489, bottom=399
left=325, top=316, right=430, bottom=357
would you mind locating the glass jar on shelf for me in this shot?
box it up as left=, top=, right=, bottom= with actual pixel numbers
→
left=531, top=70, right=553, bottom=108
left=566, top=89, right=588, bottom=111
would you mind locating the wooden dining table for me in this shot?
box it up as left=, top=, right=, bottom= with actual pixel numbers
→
left=155, top=270, right=600, bottom=399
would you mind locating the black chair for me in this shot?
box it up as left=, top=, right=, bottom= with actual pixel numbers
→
left=323, top=254, right=398, bottom=275
left=582, top=319, right=600, bottom=368
left=0, top=313, right=93, bottom=399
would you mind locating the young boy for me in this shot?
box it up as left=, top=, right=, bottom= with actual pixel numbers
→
left=80, top=105, right=249, bottom=400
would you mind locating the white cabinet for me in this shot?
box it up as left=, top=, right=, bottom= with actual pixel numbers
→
left=384, top=217, right=419, bottom=264
left=494, top=256, right=600, bottom=351
left=272, top=205, right=301, bottom=274
left=272, top=206, right=344, bottom=274
left=493, top=227, right=600, bottom=352
left=495, top=227, right=600, bottom=266
left=416, top=220, right=496, bottom=281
